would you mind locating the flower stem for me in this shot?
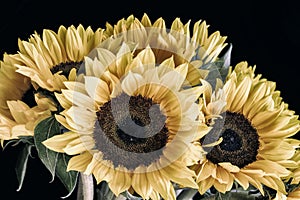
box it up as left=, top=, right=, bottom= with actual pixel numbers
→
left=77, top=173, right=94, bottom=200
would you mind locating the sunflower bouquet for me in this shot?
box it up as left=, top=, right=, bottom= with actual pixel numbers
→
left=0, top=14, right=299, bottom=200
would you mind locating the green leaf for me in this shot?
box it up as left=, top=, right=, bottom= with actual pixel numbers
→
left=34, top=116, right=60, bottom=182
left=56, top=153, right=79, bottom=198
left=34, top=116, right=78, bottom=198
left=15, top=143, right=34, bottom=191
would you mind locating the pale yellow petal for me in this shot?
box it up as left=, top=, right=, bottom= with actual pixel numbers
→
left=61, top=89, right=95, bottom=111
left=159, top=63, right=188, bottom=91
left=93, top=160, right=115, bottom=184
left=121, top=71, right=145, bottom=96
left=230, top=76, right=252, bottom=112
left=233, top=172, right=250, bottom=190
left=247, top=160, right=291, bottom=177
left=42, top=131, right=80, bottom=153
left=108, top=168, right=131, bottom=196
left=196, top=160, right=217, bottom=182
left=161, top=161, right=198, bottom=189
left=218, top=162, right=240, bottom=173
left=63, top=135, right=95, bottom=155
left=146, top=170, right=171, bottom=200
left=134, top=46, right=155, bottom=67
left=198, top=176, right=214, bottom=195
left=67, top=151, right=93, bottom=172
left=132, top=167, right=152, bottom=199
left=84, top=76, right=111, bottom=104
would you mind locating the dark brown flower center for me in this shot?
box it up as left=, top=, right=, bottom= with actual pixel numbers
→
left=202, top=111, right=259, bottom=168
left=50, top=61, right=83, bottom=77
left=94, top=93, right=169, bottom=170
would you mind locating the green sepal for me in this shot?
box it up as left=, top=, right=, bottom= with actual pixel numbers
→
left=200, top=44, right=233, bottom=89
left=214, top=43, right=233, bottom=82
left=15, top=142, right=34, bottom=192
left=201, top=63, right=223, bottom=89
left=34, top=116, right=60, bottom=182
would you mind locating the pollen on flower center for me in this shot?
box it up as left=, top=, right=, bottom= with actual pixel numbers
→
left=94, top=93, right=169, bottom=170
left=50, top=61, right=83, bottom=76
left=202, top=111, right=259, bottom=168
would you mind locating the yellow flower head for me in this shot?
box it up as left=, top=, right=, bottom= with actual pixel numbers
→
left=194, top=61, right=300, bottom=195
left=43, top=44, right=209, bottom=200
left=0, top=54, right=57, bottom=144
left=15, top=24, right=106, bottom=92
left=102, top=13, right=228, bottom=86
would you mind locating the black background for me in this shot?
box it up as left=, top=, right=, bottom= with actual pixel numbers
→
left=0, top=0, right=299, bottom=199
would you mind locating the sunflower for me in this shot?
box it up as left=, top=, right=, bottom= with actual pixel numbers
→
left=102, top=13, right=228, bottom=86
left=0, top=54, right=57, bottom=144
left=43, top=45, right=209, bottom=199
left=193, top=61, right=300, bottom=195
left=15, top=24, right=106, bottom=92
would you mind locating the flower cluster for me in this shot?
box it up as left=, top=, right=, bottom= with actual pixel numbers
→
left=0, top=14, right=299, bottom=200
